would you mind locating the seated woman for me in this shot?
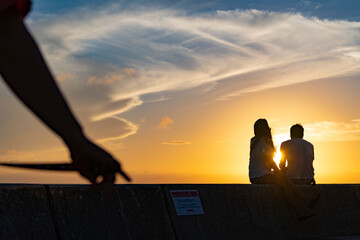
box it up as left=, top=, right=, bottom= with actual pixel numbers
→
left=249, top=119, right=319, bottom=221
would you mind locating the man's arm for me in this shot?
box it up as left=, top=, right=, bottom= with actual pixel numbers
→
left=279, top=143, right=287, bottom=173
left=0, top=7, right=130, bottom=194
left=311, top=144, right=314, bottom=161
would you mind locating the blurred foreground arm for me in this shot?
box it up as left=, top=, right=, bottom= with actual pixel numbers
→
left=0, top=7, right=131, bottom=192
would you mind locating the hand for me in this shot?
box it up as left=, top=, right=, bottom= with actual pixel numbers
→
left=69, top=138, right=131, bottom=199
left=280, top=167, right=287, bottom=175
left=272, top=167, right=280, bottom=173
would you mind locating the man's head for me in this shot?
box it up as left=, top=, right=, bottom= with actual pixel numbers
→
left=290, top=124, right=304, bottom=139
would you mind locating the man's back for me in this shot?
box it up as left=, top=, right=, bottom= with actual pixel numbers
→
left=280, top=138, right=314, bottom=179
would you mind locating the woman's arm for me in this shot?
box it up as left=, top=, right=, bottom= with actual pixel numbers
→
left=0, top=6, right=130, bottom=195
left=264, top=145, right=279, bottom=172
left=266, top=157, right=280, bottom=172
left=0, top=7, right=84, bottom=147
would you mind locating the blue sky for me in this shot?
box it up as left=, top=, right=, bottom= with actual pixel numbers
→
left=31, top=0, right=360, bottom=21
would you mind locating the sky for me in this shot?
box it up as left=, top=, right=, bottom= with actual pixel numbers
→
left=0, top=0, right=359, bottom=184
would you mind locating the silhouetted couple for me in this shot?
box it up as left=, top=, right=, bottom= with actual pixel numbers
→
left=249, top=119, right=320, bottom=221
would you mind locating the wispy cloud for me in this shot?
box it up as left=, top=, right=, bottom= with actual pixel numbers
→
left=0, top=147, right=68, bottom=162
left=275, top=120, right=360, bottom=142
left=26, top=5, right=360, bottom=142
left=56, top=72, right=73, bottom=82
left=162, top=141, right=191, bottom=145
left=87, top=73, right=124, bottom=86
left=300, top=0, right=323, bottom=10
left=157, top=116, right=174, bottom=130
left=30, top=6, right=360, bottom=103
left=87, top=68, right=136, bottom=86
left=145, top=97, right=171, bottom=103
left=90, top=97, right=143, bottom=122
left=86, top=116, right=138, bottom=142
left=304, top=120, right=360, bottom=142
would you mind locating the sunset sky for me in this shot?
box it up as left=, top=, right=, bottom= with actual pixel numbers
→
left=0, top=0, right=359, bottom=184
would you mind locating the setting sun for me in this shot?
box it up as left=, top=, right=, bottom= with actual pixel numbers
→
left=273, top=133, right=289, bottom=167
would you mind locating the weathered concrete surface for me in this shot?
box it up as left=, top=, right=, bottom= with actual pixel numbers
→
left=307, top=185, right=360, bottom=237
left=164, top=184, right=360, bottom=240
left=0, top=184, right=359, bottom=240
left=164, top=184, right=297, bottom=240
left=0, top=185, right=56, bottom=240
left=48, top=185, right=176, bottom=240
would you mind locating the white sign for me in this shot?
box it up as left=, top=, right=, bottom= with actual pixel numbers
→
left=171, top=190, right=204, bottom=216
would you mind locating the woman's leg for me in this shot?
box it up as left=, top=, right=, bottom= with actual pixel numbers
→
left=287, top=179, right=312, bottom=206
left=258, top=174, right=313, bottom=218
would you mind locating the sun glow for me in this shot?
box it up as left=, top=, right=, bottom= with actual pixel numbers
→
left=272, top=133, right=289, bottom=167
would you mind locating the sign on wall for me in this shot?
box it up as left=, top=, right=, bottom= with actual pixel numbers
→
left=171, top=190, right=204, bottom=216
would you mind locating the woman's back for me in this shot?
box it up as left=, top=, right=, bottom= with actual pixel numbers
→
left=249, top=136, right=273, bottom=179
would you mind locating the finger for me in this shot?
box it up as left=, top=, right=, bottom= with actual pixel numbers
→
left=111, top=159, right=131, bottom=182
left=101, top=172, right=116, bottom=200
left=118, top=169, right=132, bottom=182
left=78, top=169, right=98, bottom=184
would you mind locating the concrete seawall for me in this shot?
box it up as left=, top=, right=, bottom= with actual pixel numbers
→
left=0, top=184, right=359, bottom=239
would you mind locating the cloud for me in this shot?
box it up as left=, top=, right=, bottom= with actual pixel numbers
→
left=87, top=73, right=124, bottom=86
left=162, top=141, right=191, bottom=145
left=90, top=97, right=143, bottom=122
left=157, top=116, right=174, bottom=130
left=56, top=72, right=73, bottom=82
left=275, top=120, right=360, bottom=142
left=0, top=147, right=68, bottom=162
left=29, top=6, right=360, bottom=105
left=303, top=120, right=360, bottom=142
left=300, top=0, right=323, bottom=10
left=123, top=68, right=136, bottom=76
left=86, top=68, right=136, bottom=86
left=85, top=116, right=138, bottom=142
left=145, top=97, right=171, bottom=103
left=0, top=150, right=35, bottom=162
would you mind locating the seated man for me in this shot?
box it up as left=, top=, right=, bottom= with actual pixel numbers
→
left=280, top=124, right=315, bottom=185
